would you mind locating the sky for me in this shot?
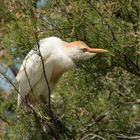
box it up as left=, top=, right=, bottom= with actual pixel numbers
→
left=36, top=0, right=48, bottom=8
left=0, top=67, right=15, bottom=92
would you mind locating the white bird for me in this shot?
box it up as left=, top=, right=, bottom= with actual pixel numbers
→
left=16, top=37, right=108, bottom=107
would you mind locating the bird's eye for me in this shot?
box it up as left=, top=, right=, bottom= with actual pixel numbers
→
left=81, top=48, right=87, bottom=52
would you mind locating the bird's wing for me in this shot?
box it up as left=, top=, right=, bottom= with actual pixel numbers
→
left=16, top=41, right=53, bottom=98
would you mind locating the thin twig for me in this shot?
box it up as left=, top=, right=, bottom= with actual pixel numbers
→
left=117, top=134, right=140, bottom=139
left=34, top=32, right=51, bottom=110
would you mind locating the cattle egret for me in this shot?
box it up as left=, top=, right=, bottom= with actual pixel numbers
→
left=16, top=37, right=108, bottom=107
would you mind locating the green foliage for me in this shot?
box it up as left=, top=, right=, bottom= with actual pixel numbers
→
left=1, top=0, right=140, bottom=139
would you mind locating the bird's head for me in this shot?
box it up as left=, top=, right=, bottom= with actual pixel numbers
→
left=63, top=41, right=108, bottom=60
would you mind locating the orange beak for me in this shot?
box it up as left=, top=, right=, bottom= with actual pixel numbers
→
left=85, top=48, right=108, bottom=53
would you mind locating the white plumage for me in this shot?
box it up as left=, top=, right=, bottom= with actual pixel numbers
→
left=16, top=37, right=108, bottom=107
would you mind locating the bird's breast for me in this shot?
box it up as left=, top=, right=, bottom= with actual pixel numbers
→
left=47, top=53, right=74, bottom=88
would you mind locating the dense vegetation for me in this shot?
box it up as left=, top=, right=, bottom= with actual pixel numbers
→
left=0, top=0, right=140, bottom=139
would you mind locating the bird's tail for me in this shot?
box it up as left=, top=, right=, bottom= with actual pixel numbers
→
left=14, top=79, right=22, bottom=108
left=17, top=93, right=22, bottom=108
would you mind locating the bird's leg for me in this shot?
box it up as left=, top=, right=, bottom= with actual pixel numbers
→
left=40, top=95, right=49, bottom=108
left=24, top=95, right=42, bottom=117
left=25, top=95, right=34, bottom=107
